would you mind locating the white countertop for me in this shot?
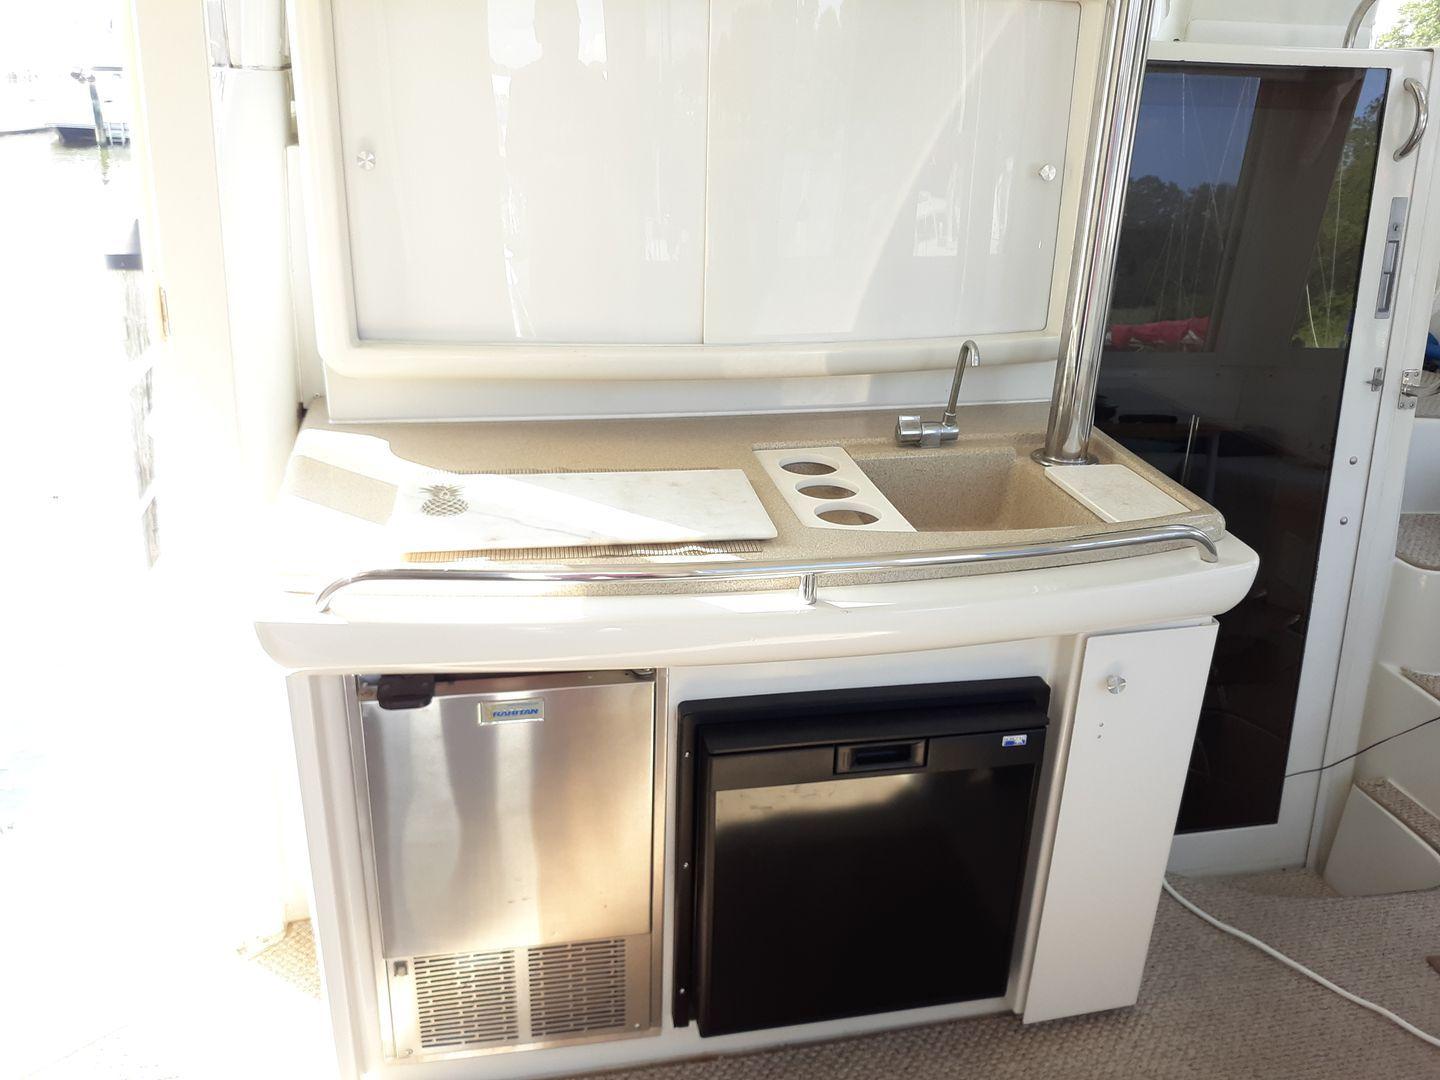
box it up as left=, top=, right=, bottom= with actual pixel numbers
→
left=256, top=404, right=1258, bottom=673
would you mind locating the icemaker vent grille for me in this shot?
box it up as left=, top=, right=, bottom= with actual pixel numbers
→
left=413, top=949, right=520, bottom=1049
left=527, top=938, right=628, bottom=1037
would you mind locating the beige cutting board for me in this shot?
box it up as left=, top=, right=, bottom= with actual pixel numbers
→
left=392, top=469, right=778, bottom=553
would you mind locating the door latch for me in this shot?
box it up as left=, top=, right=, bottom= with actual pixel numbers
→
left=1376, top=197, right=1409, bottom=320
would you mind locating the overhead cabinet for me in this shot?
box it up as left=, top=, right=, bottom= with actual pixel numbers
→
left=320, top=0, right=1084, bottom=352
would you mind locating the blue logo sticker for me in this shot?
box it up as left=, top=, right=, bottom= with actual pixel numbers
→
left=1001, top=734, right=1028, bottom=748
left=480, top=698, right=546, bottom=725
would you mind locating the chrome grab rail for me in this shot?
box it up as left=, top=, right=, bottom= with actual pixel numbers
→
left=313, top=523, right=1221, bottom=613
left=1344, top=0, right=1379, bottom=48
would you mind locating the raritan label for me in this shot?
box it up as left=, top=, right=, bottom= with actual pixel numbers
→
left=479, top=698, right=545, bottom=725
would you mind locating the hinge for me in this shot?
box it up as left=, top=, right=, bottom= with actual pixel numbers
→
left=156, top=284, right=172, bottom=340
left=1367, top=367, right=1384, bottom=392
left=1399, top=369, right=1440, bottom=410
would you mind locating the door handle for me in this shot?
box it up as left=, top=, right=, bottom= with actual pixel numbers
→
left=835, top=739, right=927, bottom=774
left=1395, top=78, right=1428, bottom=162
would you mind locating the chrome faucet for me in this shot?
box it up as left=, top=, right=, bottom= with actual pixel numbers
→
left=895, top=340, right=980, bottom=447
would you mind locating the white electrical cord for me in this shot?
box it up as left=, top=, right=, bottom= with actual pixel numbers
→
left=1161, top=878, right=1440, bottom=1051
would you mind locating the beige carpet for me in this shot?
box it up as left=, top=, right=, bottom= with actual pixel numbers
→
left=38, top=877, right=1434, bottom=1079
left=1396, top=514, right=1440, bottom=571
left=566, top=871, right=1440, bottom=1080
left=252, top=919, right=323, bottom=1000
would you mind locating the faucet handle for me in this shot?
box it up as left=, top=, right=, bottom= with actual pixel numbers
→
left=895, top=415, right=925, bottom=445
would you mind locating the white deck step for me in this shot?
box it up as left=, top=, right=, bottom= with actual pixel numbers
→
left=1400, top=667, right=1440, bottom=703
left=1355, top=664, right=1440, bottom=825
left=1396, top=513, right=1440, bottom=571
left=1358, top=778, right=1440, bottom=857
left=1324, top=782, right=1440, bottom=896
left=1377, top=556, right=1440, bottom=673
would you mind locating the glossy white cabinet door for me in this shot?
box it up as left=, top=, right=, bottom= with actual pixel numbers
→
left=1023, top=622, right=1218, bottom=1023
left=332, top=0, right=709, bottom=344
left=704, top=0, right=1080, bottom=344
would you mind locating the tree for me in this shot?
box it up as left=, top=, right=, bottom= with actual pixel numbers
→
left=1377, top=0, right=1440, bottom=49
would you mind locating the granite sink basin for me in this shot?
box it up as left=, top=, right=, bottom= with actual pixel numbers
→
left=851, top=440, right=1101, bottom=533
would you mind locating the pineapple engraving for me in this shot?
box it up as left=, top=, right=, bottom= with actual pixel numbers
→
left=419, top=483, right=469, bottom=517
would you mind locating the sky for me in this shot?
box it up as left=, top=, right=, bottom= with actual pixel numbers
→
left=0, top=0, right=125, bottom=73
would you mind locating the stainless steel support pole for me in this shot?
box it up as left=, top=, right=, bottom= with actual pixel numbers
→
left=1035, top=0, right=1158, bottom=467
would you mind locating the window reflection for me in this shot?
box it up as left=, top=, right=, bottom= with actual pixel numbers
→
left=1293, top=82, right=1386, bottom=347
left=1108, top=72, right=1255, bottom=351
left=1108, top=67, right=1386, bottom=354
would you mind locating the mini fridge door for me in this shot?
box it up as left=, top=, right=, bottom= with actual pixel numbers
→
left=359, top=671, right=656, bottom=958
left=673, top=678, right=1051, bottom=1036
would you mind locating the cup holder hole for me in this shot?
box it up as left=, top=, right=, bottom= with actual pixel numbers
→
left=816, top=506, right=880, bottom=526
left=781, top=460, right=838, bottom=476
left=797, top=483, right=857, bottom=500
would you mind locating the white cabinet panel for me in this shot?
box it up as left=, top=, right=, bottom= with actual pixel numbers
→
left=332, top=0, right=709, bottom=344
left=703, top=0, right=1080, bottom=344
left=1023, top=622, right=1218, bottom=1023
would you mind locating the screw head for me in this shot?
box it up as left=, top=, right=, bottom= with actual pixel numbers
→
left=1105, top=674, right=1127, bottom=695
left=356, top=150, right=376, bottom=171
left=1340, top=516, right=1350, bottom=525
left=1039, top=164, right=1058, bottom=182
left=1349, top=456, right=1358, bottom=465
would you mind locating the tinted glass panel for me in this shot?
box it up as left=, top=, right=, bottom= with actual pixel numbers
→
left=1098, top=63, right=1387, bottom=832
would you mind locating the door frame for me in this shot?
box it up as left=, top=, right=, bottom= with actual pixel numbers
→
left=1310, top=50, right=1440, bottom=873
left=1140, top=42, right=1439, bottom=874
left=125, top=0, right=304, bottom=947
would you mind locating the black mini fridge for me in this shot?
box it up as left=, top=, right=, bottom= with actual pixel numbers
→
left=673, top=678, right=1049, bottom=1037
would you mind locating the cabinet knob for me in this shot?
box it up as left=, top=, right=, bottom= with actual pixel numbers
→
left=1106, top=674, right=1127, bottom=695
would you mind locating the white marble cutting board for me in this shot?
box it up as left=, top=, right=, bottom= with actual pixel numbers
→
left=392, top=469, right=778, bottom=552
left=1046, top=464, right=1189, bottom=523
